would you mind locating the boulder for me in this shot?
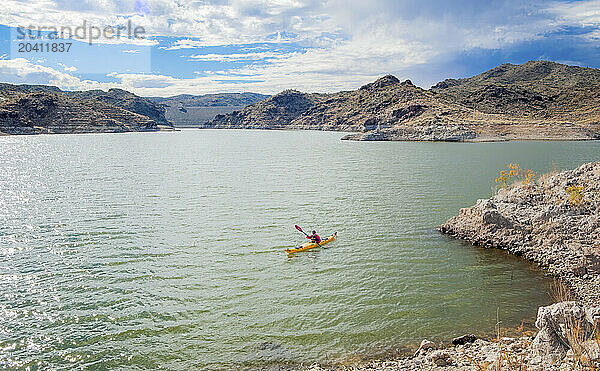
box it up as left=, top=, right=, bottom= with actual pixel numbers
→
left=413, top=339, right=436, bottom=356
left=427, top=350, right=452, bottom=366
left=452, top=333, right=477, bottom=346
left=529, top=302, right=598, bottom=363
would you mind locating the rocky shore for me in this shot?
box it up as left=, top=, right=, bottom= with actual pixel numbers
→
left=0, top=84, right=173, bottom=135
left=340, top=124, right=478, bottom=142
left=440, top=162, right=600, bottom=306
left=307, top=302, right=600, bottom=370
left=307, top=163, right=600, bottom=370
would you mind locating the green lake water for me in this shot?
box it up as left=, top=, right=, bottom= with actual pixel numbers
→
left=1, top=129, right=599, bottom=369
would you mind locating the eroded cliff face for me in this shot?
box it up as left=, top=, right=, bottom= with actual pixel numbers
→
left=0, top=84, right=173, bottom=135
left=204, top=61, right=600, bottom=141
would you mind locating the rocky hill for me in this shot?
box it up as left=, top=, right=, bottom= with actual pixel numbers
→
left=149, top=92, right=269, bottom=126
left=0, top=84, right=173, bottom=135
left=431, top=61, right=600, bottom=121
left=70, top=89, right=171, bottom=127
left=204, top=61, right=600, bottom=141
left=205, top=76, right=483, bottom=140
left=206, top=89, right=324, bottom=129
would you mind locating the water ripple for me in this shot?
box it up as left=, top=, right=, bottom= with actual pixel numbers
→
left=2, top=131, right=598, bottom=369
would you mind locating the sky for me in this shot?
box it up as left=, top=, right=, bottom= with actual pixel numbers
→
left=0, top=0, right=599, bottom=97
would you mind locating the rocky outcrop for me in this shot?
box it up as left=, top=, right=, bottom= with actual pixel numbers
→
left=307, top=302, right=600, bottom=370
left=359, top=75, right=401, bottom=90
left=204, top=90, right=321, bottom=129
left=440, top=162, right=600, bottom=305
left=70, top=88, right=171, bottom=126
left=307, top=163, right=600, bottom=370
left=0, top=92, right=163, bottom=135
left=0, top=84, right=173, bottom=135
left=342, top=123, right=477, bottom=142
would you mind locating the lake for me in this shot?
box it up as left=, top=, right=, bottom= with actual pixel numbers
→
left=1, top=129, right=599, bottom=369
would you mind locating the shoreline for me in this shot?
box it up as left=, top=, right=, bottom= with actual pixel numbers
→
left=2, top=125, right=600, bottom=142
left=440, top=162, right=600, bottom=306
left=299, top=318, right=541, bottom=369
left=199, top=126, right=600, bottom=142
left=0, top=126, right=179, bottom=136
left=307, top=162, right=600, bottom=370
left=202, top=127, right=600, bottom=142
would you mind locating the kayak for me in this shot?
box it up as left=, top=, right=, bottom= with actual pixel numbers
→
left=285, top=232, right=337, bottom=254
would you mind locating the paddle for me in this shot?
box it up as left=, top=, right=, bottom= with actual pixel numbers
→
left=295, top=225, right=324, bottom=248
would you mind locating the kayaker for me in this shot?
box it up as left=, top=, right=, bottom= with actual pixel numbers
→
left=306, top=230, right=321, bottom=244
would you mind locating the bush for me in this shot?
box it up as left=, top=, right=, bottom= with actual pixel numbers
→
left=566, top=185, right=586, bottom=206
left=495, top=163, right=536, bottom=190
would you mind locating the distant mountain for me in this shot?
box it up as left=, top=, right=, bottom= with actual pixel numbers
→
left=205, top=75, right=485, bottom=141
left=0, top=84, right=173, bottom=135
left=430, top=60, right=600, bottom=124
left=148, top=93, right=269, bottom=127
left=3, top=61, right=600, bottom=140
left=204, top=61, right=600, bottom=141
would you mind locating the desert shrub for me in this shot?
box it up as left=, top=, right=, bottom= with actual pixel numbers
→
left=495, top=163, right=536, bottom=190
left=566, top=185, right=586, bottom=207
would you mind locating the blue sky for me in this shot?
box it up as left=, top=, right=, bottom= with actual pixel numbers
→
left=0, top=0, right=599, bottom=97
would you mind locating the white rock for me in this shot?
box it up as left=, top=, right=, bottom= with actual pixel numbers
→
left=413, top=339, right=436, bottom=356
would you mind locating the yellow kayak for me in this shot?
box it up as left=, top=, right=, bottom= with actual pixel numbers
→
left=285, top=232, right=337, bottom=254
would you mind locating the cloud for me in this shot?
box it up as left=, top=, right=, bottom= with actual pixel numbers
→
left=1, top=1, right=592, bottom=54
left=1, top=0, right=600, bottom=96
left=1, top=0, right=596, bottom=50
left=58, top=62, right=77, bottom=72
left=0, top=58, right=111, bottom=90
left=188, top=51, right=291, bottom=62
left=546, top=0, right=600, bottom=26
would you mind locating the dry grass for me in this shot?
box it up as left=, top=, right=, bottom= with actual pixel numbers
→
left=538, top=165, right=560, bottom=184
left=550, top=281, right=577, bottom=303
left=548, top=282, right=600, bottom=370
left=464, top=310, right=530, bottom=371
left=563, top=315, right=600, bottom=370
left=495, top=163, right=536, bottom=191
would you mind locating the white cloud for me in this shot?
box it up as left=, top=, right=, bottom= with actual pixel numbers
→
left=188, top=51, right=291, bottom=62
left=58, top=62, right=77, bottom=72
left=1, top=0, right=596, bottom=51
left=0, top=58, right=112, bottom=90
left=123, top=49, right=140, bottom=53
left=546, top=0, right=600, bottom=26
left=1, top=0, right=600, bottom=96
left=1, top=0, right=588, bottom=61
